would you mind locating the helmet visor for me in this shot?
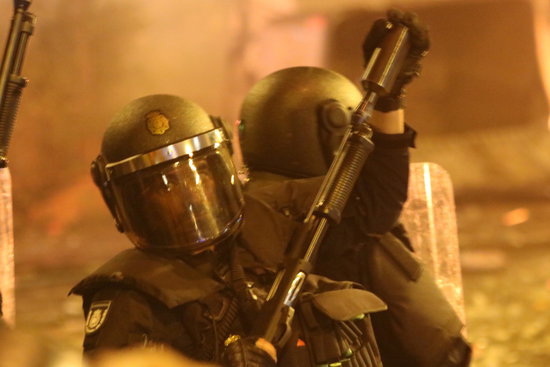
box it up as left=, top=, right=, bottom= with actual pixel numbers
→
left=111, top=146, right=243, bottom=252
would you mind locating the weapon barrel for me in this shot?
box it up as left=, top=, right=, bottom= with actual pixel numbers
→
left=362, top=23, right=411, bottom=95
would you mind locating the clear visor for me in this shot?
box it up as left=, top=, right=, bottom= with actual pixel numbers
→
left=110, top=146, right=243, bottom=253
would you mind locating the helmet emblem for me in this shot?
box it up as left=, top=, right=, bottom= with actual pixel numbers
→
left=145, top=110, right=170, bottom=135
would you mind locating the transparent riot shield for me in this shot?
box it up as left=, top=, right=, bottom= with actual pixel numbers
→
left=400, top=162, right=466, bottom=325
left=0, top=167, right=15, bottom=326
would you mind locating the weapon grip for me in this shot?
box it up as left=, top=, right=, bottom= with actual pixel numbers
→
left=362, top=23, right=411, bottom=95
left=316, top=131, right=374, bottom=223
left=0, top=76, right=26, bottom=163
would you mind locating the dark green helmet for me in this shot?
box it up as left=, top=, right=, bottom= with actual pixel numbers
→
left=240, top=66, right=362, bottom=178
left=92, top=94, right=244, bottom=254
left=101, top=94, right=220, bottom=162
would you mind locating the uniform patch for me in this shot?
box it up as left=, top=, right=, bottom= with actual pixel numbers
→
left=85, top=300, right=111, bottom=334
left=145, top=110, right=170, bottom=135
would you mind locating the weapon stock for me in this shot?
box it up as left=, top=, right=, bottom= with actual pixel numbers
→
left=249, top=23, right=411, bottom=349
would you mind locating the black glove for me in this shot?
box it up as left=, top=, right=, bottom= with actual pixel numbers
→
left=362, top=9, right=430, bottom=112
left=223, top=336, right=277, bottom=367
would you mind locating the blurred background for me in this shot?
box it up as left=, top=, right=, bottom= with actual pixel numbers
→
left=0, top=0, right=549, bottom=366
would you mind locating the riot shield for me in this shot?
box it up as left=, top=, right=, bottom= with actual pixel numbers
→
left=0, top=168, right=14, bottom=326
left=400, top=162, right=466, bottom=324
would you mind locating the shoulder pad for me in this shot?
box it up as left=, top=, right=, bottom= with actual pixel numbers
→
left=69, top=249, right=223, bottom=308
left=238, top=192, right=298, bottom=269
left=245, top=176, right=320, bottom=221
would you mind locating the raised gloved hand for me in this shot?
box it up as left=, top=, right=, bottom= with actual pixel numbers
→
left=223, top=335, right=277, bottom=367
left=362, top=8, right=430, bottom=112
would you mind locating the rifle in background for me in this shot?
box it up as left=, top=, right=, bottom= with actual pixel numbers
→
left=0, top=0, right=36, bottom=326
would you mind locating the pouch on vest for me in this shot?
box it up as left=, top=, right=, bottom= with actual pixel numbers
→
left=297, top=275, right=386, bottom=367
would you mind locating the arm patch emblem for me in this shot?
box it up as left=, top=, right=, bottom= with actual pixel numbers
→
left=85, top=300, right=112, bottom=334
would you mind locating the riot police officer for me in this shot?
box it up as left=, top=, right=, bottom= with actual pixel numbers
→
left=239, top=9, right=472, bottom=367
left=70, top=94, right=388, bottom=367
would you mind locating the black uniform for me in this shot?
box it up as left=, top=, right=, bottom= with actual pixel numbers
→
left=72, top=126, right=468, bottom=367
left=72, top=126, right=411, bottom=364
left=246, top=128, right=471, bottom=367
left=70, top=192, right=386, bottom=367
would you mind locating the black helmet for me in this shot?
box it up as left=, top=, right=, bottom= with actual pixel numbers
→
left=92, top=94, right=244, bottom=254
left=240, top=66, right=362, bottom=178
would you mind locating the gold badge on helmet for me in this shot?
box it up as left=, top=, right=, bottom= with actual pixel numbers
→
left=145, top=110, right=170, bottom=135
